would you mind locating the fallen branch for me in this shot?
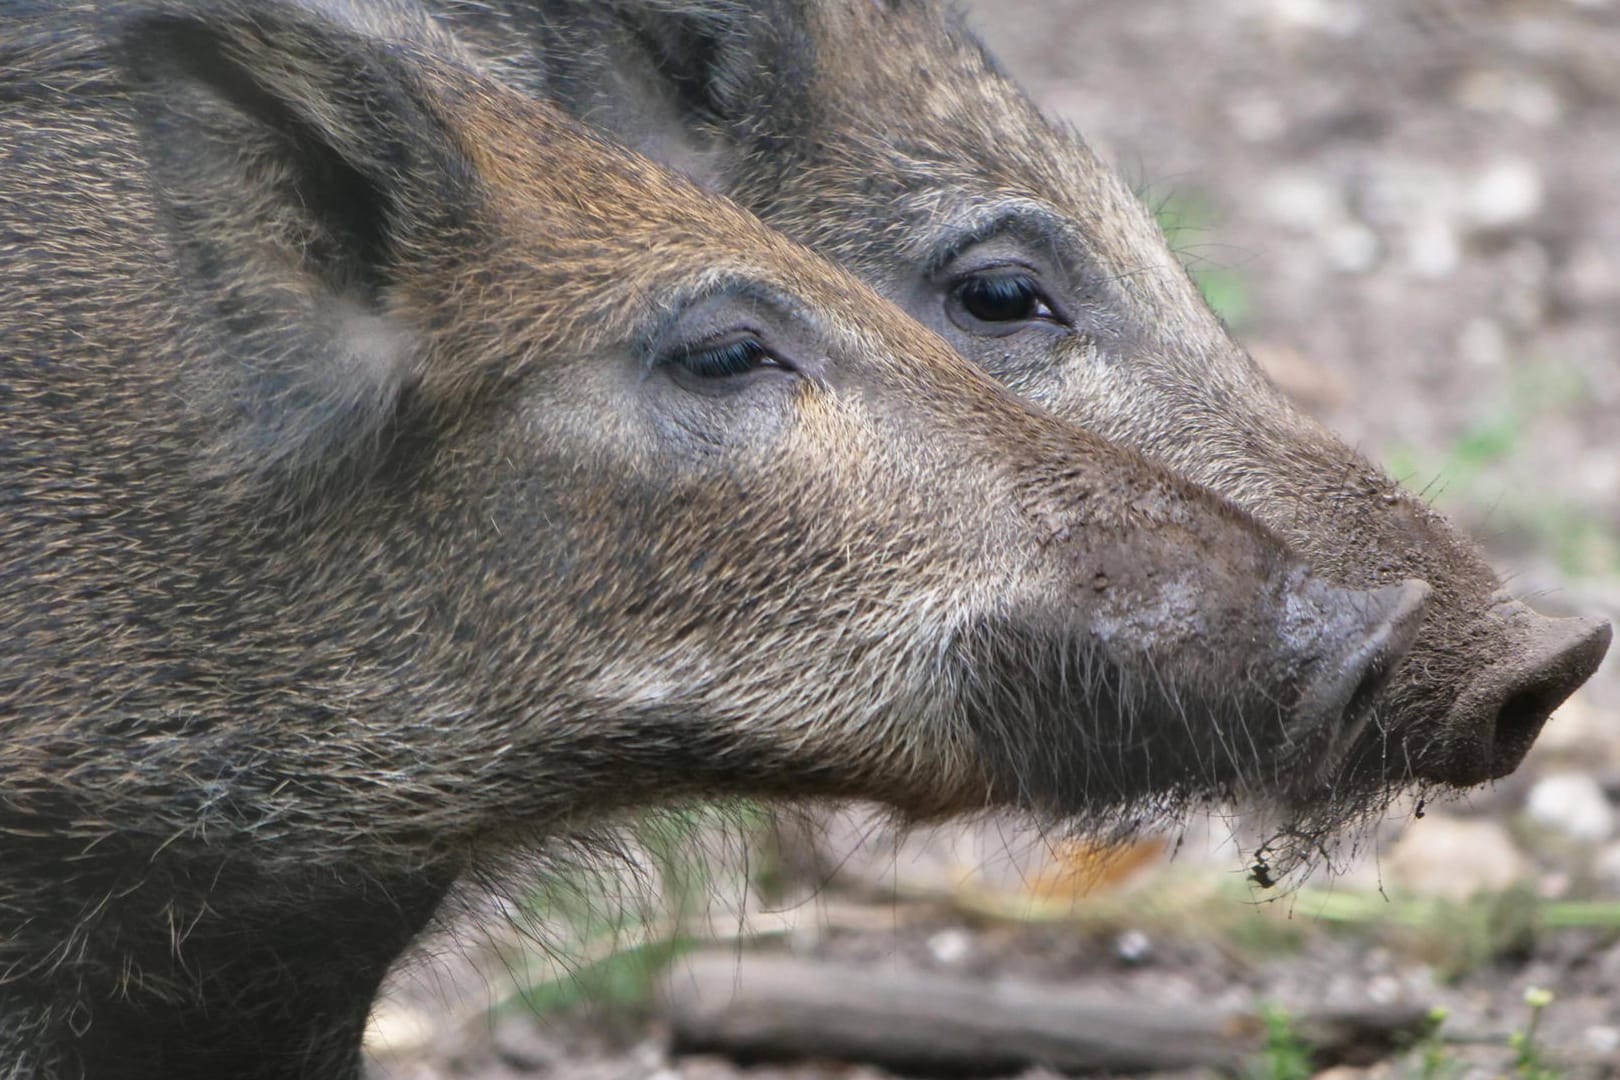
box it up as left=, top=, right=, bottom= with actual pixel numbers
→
left=661, top=951, right=1431, bottom=1075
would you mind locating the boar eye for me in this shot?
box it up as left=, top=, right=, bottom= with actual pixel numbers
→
left=950, top=272, right=1065, bottom=330
left=952, top=272, right=1056, bottom=323
left=668, top=336, right=787, bottom=379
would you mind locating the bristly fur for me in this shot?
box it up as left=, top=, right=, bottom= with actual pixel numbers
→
left=0, top=1, right=1450, bottom=1076
left=433, top=0, right=1610, bottom=808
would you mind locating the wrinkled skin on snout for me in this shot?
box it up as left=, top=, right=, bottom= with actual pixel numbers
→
left=449, top=0, right=1612, bottom=809
left=0, top=3, right=1421, bottom=1076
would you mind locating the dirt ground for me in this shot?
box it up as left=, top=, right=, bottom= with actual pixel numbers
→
left=367, top=2, right=1620, bottom=1077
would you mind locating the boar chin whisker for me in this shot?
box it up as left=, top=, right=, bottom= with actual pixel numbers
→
left=950, top=615, right=1350, bottom=831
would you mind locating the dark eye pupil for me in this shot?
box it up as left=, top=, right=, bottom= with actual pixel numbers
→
left=959, top=274, right=1042, bottom=323
left=676, top=338, right=770, bottom=378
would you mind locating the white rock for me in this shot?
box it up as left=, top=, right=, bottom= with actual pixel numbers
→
left=928, top=927, right=973, bottom=966
left=1262, top=172, right=1345, bottom=233
left=1407, top=219, right=1462, bottom=280
left=1526, top=772, right=1616, bottom=844
left=1324, top=221, right=1381, bottom=274
left=1226, top=92, right=1288, bottom=143
left=1457, top=318, right=1508, bottom=369
left=1577, top=457, right=1620, bottom=505
left=1383, top=815, right=1531, bottom=900
left=1464, top=159, right=1544, bottom=234
left=1266, top=0, right=1364, bottom=35
left=1114, top=928, right=1153, bottom=964
left=1366, top=973, right=1402, bottom=1006
left=633, top=1040, right=672, bottom=1074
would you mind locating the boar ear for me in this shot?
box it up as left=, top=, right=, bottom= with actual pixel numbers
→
left=556, top=0, right=816, bottom=181
left=116, top=6, right=476, bottom=481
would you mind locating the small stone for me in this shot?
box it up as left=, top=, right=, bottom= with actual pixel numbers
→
left=1463, top=159, right=1544, bottom=234
left=1226, top=92, right=1288, bottom=142
left=1586, top=1025, right=1620, bottom=1055
left=1262, top=172, right=1345, bottom=233
left=1383, top=815, right=1531, bottom=900
left=1576, top=457, right=1620, bottom=505
left=1407, top=219, right=1461, bottom=280
left=1457, top=319, right=1507, bottom=369
left=1526, top=772, right=1616, bottom=844
left=1366, top=973, right=1402, bottom=1005
left=928, top=927, right=973, bottom=966
left=632, top=1040, right=669, bottom=1070
left=1324, top=221, right=1380, bottom=274
left=1265, top=0, right=1364, bottom=35
left=1115, top=928, right=1153, bottom=964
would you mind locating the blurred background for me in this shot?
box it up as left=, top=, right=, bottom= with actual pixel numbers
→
left=370, top=2, right=1620, bottom=1077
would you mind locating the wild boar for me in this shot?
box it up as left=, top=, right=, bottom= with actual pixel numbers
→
left=0, top=1, right=1423, bottom=1076
left=437, top=0, right=1611, bottom=814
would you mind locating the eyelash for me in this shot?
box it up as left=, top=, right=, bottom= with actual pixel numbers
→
left=669, top=337, right=783, bottom=379
left=952, top=271, right=1066, bottom=326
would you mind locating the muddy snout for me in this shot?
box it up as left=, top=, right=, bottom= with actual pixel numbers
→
left=1287, top=577, right=1431, bottom=756
left=1431, top=597, right=1613, bottom=784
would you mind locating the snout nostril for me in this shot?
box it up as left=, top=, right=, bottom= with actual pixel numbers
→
left=1491, top=682, right=1564, bottom=769
left=1457, top=614, right=1611, bottom=782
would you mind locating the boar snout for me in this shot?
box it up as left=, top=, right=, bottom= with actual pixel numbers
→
left=1429, top=600, right=1612, bottom=785
left=955, top=561, right=1431, bottom=820
left=964, top=446, right=1434, bottom=816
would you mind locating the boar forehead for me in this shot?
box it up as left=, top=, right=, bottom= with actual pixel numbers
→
left=784, top=5, right=1229, bottom=352
left=777, top=6, right=1484, bottom=551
